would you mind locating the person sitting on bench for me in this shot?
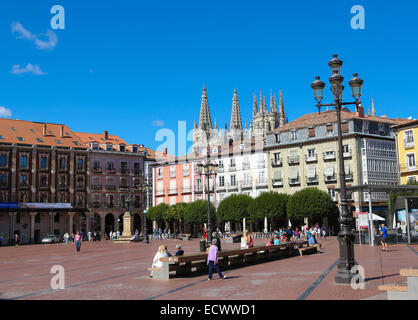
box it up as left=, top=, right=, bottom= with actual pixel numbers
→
left=149, top=245, right=168, bottom=277
left=175, top=244, right=184, bottom=256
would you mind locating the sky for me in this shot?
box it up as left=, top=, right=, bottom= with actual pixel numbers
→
left=1, top=0, right=417, bottom=155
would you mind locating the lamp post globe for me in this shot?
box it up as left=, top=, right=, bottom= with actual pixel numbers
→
left=348, top=73, right=364, bottom=101
left=328, top=54, right=343, bottom=75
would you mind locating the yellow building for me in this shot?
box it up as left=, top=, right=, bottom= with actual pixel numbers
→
left=393, top=120, right=418, bottom=184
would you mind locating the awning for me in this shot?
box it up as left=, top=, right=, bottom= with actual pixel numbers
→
left=325, top=166, right=334, bottom=177
left=307, top=167, right=316, bottom=179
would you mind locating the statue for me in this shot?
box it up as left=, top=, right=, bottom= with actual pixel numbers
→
left=124, top=196, right=130, bottom=212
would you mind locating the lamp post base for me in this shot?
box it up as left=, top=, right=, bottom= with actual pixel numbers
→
left=142, top=236, right=149, bottom=244
left=335, top=267, right=357, bottom=284
left=335, top=232, right=357, bottom=284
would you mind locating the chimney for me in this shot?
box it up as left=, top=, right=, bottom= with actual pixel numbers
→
left=43, top=124, right=47, bottom=136
left=356, top=105, right=365, bottom=118
left=163, top=147, right=167, bottom=156
left=104, top=131, right=109, bottom=140
left=60, top=125, right=64, bottom=137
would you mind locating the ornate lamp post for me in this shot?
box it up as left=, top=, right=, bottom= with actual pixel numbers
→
left=196, top=152, right=218, bottom=245
left=139, top=175, right=152, bottom=243
left=310, top=54, right=364, bottom=284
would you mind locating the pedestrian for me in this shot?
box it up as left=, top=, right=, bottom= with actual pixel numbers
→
left=379, top=224, right=388, bottom=252
left=212, top=231, right=222, bottom=251
left=14, top=233, right=19, bottom=247
left=116, top=230, right=121, bottom=238
left=149, top=245, right=168, bottom=278
left=74, top=231, right=82, bottom=252
left=158, top=228, right=163, bottom=240
left=164, top=245, right=172, bottom=257
left=207, top=239, right=227, bottom=280
left=321, top=225, right=327, bottom=239
left=109, top=231, right=113, bottom=240
left=88, top=231, right=92, bottom=242
left=202, top=227, right=207, bottom=240
left=175, top=244, right=184, bottom=256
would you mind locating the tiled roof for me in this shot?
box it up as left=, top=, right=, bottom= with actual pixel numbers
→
left=268, top=109, right=411, bottom=134
left=75, top=132, right=130, bottom=151
left=392, top=119, right=418, bottom=130
left=0, top=119, right=87, bottom=149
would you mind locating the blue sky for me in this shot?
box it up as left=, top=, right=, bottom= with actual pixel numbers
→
left=1, top=0, right=417, bottom=155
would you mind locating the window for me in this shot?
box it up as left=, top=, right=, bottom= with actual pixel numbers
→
left=0, top=135, right=4, bottom=140
left=73, top=141, right=80, bottom=146
left=35, top=213, right=40, bottom=223
left=308, top=127, right=315, bottom=138
left=343, top=144, right=350, bottom=153
left=230, top=175, right=236, bottom=186
left=40, top=156, right=48, bottom=169
left=219, top=176, right=225, bottom=187
left=328, top=188, right=336, bottom=198
left=77, top=159, right=84, bottom=170
left=218, top=160, right=224, bottom=169
left=407, top=153, right=416, bottom=169
left=107, top=161, right=114, bottom=170
left=326, top=124, right=333, bottom=134
left=291, top=131, right=297, bottom=141
left=37, top=138, right=44, bottom=143
left=106, top=144, right=113, bottom=151
left=54, top=213, right=60, bottom=223
left=244, top=173, right=250, bottom=185
left=92, top=143, right=99, bottom=150
left=308, top=149, right=316, bottom=157
left=17, top=137, right=24, bottom=141
left=19, top=174, right=28, bottom=186
left=275, top=133, right=280, bottom=143
left=183, top=195, right=190, bottom=203
left=59, top=157, right=66, bottom=170
left=341, top=122, right=349, bottom=133
left=230, top=158, right=235, bottom=167
left=40, top=175, right=48, bottom=186
left=0, top=154, right=7, bottom=168
left=20, top=155, right=28, bottom=168
left=0, top=174, right=7, bottom=186
left=119, top=145, right=125, bottom=152
left=157, top=167, right=163, bottom=178
left=56, top=139, right=62, bottom=144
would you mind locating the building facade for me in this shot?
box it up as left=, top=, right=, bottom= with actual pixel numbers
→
left=265, top=106, right=409, bottom=216
left=393, top=120, right=418, bottom=185
left=0, top=119, right=88, bottom=245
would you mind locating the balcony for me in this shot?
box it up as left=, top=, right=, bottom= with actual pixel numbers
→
left=323, top=152, right=336, bottom=161
left=404, top=140, right=415, bottom=149
left=241, top=181, right=252, bottom=189
left=345, top=173, right=353, bottom=181
left=181, top=187, right=192, bottom=194
left=305, top=154, right=317, bottom=163
left=119, top=169, right=130, bottom=175
left=242, top=162, right=250, bottom=170
left=105, top=184, right=116, bottom=191
left=227, top=183, right=238, bottom=191
left=156, top=189, right=165, bottom=196
left=76, top=167, right=84, bottom=173
left=272, top=179, right=283, bottom=188
left=343, top=149, right=352, bottom=158
left=287, top=156, right=299, bottom=165
left=106, top=168, right=116, bottom=174
left=90, top=201, right=101, bottom=208
left=288, top=178, right=300, bottom=186
left=257, top=162, right=266, bottom=169
left=271, top=159, right=282, bottom=167
left=216, top=183, right=226, bottom=191
left=229, top=165, right=236, bottom=172
left=255, top=179, right=268, bottom=188
left=133, top=170, right=142, bottom=176
left=218, top=167, right=224, bottom=173
left=119, top=185, right=130, bottom=192
left=401, top=165, right=417, bottom=172
left=306, top=176, right=319, bottom=184
left=91, top=184, right=102, bottom=191
left=57, top=167, right=67, bottom=173
left=324, top=175, right=337, bottom=183
left=168, top=188, right=178, bottom=195
left=194, top=185, right=203, bottom=193
left=183, top=170, right=189, bottom=177
left=19, top=166, right=30, bottom=171
left=92, top=167, right=103, bottom=174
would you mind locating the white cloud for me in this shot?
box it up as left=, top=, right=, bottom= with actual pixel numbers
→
left=0, top=106, right=12, bottom=118
left=152, top=119, right=165, bottom=127
left=11, top=63, right=46, bottom=75
left=11, top=22, right=58, bottom=50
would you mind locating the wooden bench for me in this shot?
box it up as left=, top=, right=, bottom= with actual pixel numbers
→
left=298, top=246, right=318, bottom=256
left=177, top=233, right=191, bottom=241
left=150, top=240, right=309, bottom=279
left=378, top=266, right=418, bottom=299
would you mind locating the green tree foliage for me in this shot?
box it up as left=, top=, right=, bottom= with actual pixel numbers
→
left=216, top=194, right=253, bottom=222
left=248, top=191, right=288, bottom=222
left=287, top=188, right=335, bottom=223
left=147, top=203, right=169, bottom=221
left=184, top=200, right=215, bottom=224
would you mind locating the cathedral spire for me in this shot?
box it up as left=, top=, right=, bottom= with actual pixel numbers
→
left=214, top=117, right=218, bottom=129
left=270, top=90, right=274, bottom=113
left=253, top=93, right=258, bottom=118
left=259, top=90, right=263, bottom=113
left=279, top=90, right=285, bottom=115
left=230, top=89, right=243, bottom=131
left=371, top=98, right=376, bottom=116
left=263, top=96, right=267, bottom=114
left=198, top=85, right=212, bottom=131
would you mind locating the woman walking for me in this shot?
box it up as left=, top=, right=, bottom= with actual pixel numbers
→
left=74, top=231, right=82, bottom=252
left=207, top=239, right=227, bottom=280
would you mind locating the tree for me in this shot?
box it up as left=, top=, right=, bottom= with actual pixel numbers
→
left=287, top=188, right=335, bottom=224
left=147, top=203, right=169, bottom=223
left=216, top=194, right=253, bottom=223
left=184, top=200, right=215, bottom=224
left=248, top=192, right=289, bottom=230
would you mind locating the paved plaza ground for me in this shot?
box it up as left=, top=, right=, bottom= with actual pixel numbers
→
left=0, top=236, right=417, bottom=300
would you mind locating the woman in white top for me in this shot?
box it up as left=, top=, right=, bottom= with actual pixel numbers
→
left=241, top=233, right=249, bottom=249
left=149, top=245, right=168, bottom=277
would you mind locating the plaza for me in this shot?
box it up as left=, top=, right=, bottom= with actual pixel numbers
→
left=0, top=237, right=416, bottom=300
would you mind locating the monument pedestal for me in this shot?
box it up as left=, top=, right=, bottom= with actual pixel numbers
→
left=114, top=211, right=132, bottom=243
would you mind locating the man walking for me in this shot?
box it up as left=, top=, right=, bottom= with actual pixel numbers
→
left=207, top=239, right=227, bottom=280
left=74, top=231, right=82, bottom=252
left=379, top=224, right=388, bottom=252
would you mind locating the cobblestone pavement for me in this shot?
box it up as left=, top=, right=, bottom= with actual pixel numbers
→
left=0, top=237, right=416, bottom=300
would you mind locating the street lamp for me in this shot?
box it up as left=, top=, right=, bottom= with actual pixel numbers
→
left=196, top=152, right=219, bottom=245
left=310, top=54, right=364, bottom=284
left=139, top=175, right=152, bottom=243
